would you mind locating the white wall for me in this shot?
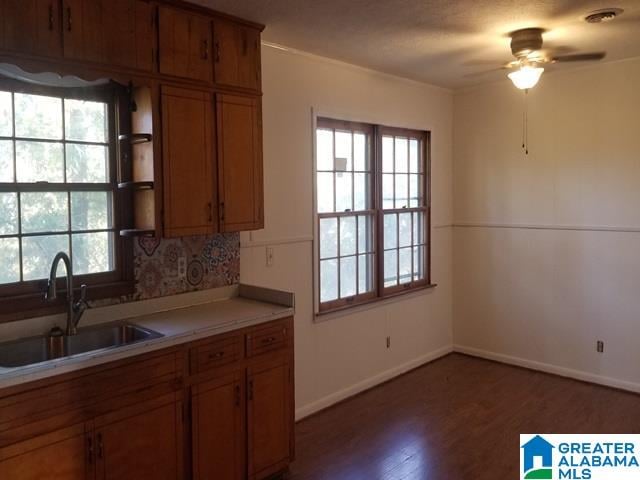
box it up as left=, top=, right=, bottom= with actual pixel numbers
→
left=240, top=45, right=454, bottom=419
left=453, top=57, right=640, bottom=391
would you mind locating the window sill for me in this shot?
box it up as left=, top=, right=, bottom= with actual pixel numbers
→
left=314, top=283, right=437, bottom=323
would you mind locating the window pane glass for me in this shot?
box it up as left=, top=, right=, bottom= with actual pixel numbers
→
left=354, top=133, right=367, bottom=171
left=319, top=217, right=337, bottom=259
left=335, top=172, right=352, bottom=212
left=16, top=141, right=64, bottom=183
left=395, top=174, right=409, bottom=208
left=316, top=129, right=333, bottom=171
left=72, top=232, right=113, bottom=275
left=340, top=256, right=356, bottom=298
left=21, top=192, right=68, bottom=233
left=384, top=249, right=398, bottom=287
left=339, top=216, right=356, bottom=256
left=317, top=172, right=334, bottom=213
left=66, top=144, right=109, bottom=183
left=384, top=214, right=397, bottom=249
left=0, top=237, right=20, bottom=284
left=22, top=234, right=69, bottom=281
left=71, top=191, right=111, bottom=230
left=399, top=212, right=412, bottom=248
left=413, top=212, right=425, bottom=245
left=358, top=253, right=374, bottom=294
left=335, top=131, right=352, bottom=172
left=382, top=173, right=394, bottom=209
left=409, top=139, right=420, bottom=173
left=357, top=215, right=373, bottom=254
left=382, top=136, right=394, bottom=173
left=413, top=245, right=425, bottom=281
left=399, top=248, right=412, bottom=284
left=0, top=193, right=18, bottom=235
left=0, top=91, right=12, bottom=136
left=353, top=173, right=369, bottom=211
left=409, top=174, right=422, bottom=207
left=320, top=259, right=338, bottom=303
left=0, top=140, right=14, bottom=182
left=64, top=99, right=108, bottom=143
left=395, top=137, right=408, bottom=173
left=14, top=93, right=62, bottom=140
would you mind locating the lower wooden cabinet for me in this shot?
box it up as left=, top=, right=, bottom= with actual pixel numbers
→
left=0, top=424, right=88, bottom=480
left=192, top=371, right=245, bottom=480
left=248, top=358, right=292, bottom=480
left=93, top=394, right=183, bottom=480
left=0, top=317, right=294, bottom=480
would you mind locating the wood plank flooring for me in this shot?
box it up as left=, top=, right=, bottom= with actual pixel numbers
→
left=289, top=353, right=640, bottom=480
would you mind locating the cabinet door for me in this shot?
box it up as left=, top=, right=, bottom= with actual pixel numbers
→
left=247, top=359, right=292, bottom=479
left=192, top=372, right=244, bottom=480
left=213, top=19, right=261, bottom=91
left=0, top=424, right=89, bottom=480
left=216, top=94, right=263, bottom=232
left=62, top=0, right=154, bottom=71
left=158, top=6, right=213, bottom=82
left=1, top=0, right=63, bottom=58
left=161, top=85, right=216, bottom=237
left=94, top=394, right=183, bottom=480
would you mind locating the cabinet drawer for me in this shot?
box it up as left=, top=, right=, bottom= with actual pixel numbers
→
left=246, top=322, right=289, bottom=358
left=190, top=337, right=241, bottom=374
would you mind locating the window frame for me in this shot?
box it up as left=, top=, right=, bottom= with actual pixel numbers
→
left=0, top=78, right=134, bottom=322
left=314, top=117, right=433, bottom=316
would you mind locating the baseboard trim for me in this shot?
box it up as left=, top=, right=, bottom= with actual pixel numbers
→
left=453, top=344, right=640, bottom=394
left=295, top=345, right=453, bottom=421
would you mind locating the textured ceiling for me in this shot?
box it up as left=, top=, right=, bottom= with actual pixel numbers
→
left=192, top=0, right=640, bottom=89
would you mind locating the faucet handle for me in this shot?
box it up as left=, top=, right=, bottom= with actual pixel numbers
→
left=79, top=284, right=87, bottom=302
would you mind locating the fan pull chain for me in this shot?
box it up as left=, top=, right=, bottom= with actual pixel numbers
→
left=522, top=89, right=529, bottom=155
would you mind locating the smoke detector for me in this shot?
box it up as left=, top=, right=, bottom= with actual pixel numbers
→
left=584, top=8, right=623, bottom=23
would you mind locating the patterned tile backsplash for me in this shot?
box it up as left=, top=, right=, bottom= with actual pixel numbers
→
left=92, top=233, right=240, bottom=307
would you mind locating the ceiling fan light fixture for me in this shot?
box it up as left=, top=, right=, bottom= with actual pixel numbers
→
left=508, top=66, right=544, bottom=90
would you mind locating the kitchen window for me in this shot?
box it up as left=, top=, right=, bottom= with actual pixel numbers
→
left=0, top=79, right=133, bottom=320
left=315, top=118, right=431, bottom=314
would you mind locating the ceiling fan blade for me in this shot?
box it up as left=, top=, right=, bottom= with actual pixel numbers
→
left=552, top=52, right=606, bottom=62
left=463, top=66, right=508, bottom=78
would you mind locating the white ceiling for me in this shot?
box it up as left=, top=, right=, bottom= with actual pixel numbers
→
left=193, top=0, right=640, bottom=89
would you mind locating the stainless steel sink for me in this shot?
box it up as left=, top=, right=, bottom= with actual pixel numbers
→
left=0, top=322, right=164, bottom=368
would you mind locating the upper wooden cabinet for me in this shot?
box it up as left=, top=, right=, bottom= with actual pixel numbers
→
left=0, top=0, right=63, bottom=58
left=217, top=93, right=264, bottom=232
left=213, top=18, right=261, bottom=91
left=161, top=85, right=216, bottom=237
left=158, top=6, right=213, bottom=82
left=62, top=0, right=155, bottom=71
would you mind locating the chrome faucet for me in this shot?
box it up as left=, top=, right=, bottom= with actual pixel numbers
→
left=45, top=252, right=89, bottom=336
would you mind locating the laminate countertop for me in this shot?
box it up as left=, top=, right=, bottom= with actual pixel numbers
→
left=0, top=284, right=294, bottom=390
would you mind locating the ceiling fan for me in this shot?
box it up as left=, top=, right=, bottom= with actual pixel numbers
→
left=500, top=28, right=606, bottom=89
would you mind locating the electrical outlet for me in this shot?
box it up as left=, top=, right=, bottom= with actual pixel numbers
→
left=266, top=246, right=274, bottom=267
left=386, top=336, right=391, bottom=349
left=596, top=340, right=604, bottom=353
left=178, top=257, right=187, bottom=277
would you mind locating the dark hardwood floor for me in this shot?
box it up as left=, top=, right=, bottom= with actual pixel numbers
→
left=289, top=353, right=640, bottom=480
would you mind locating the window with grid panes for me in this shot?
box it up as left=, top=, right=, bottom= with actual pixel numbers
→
left=315, top=118, right=430, bottom=313
left=0, top=79, right=133, bottom=319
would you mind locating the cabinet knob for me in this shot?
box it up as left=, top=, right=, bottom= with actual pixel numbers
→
left=48, top=4, right=54, bottom=31
left=214, top=41, right=221, bottom=63
left=203, top=39, right=209, bottom=60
